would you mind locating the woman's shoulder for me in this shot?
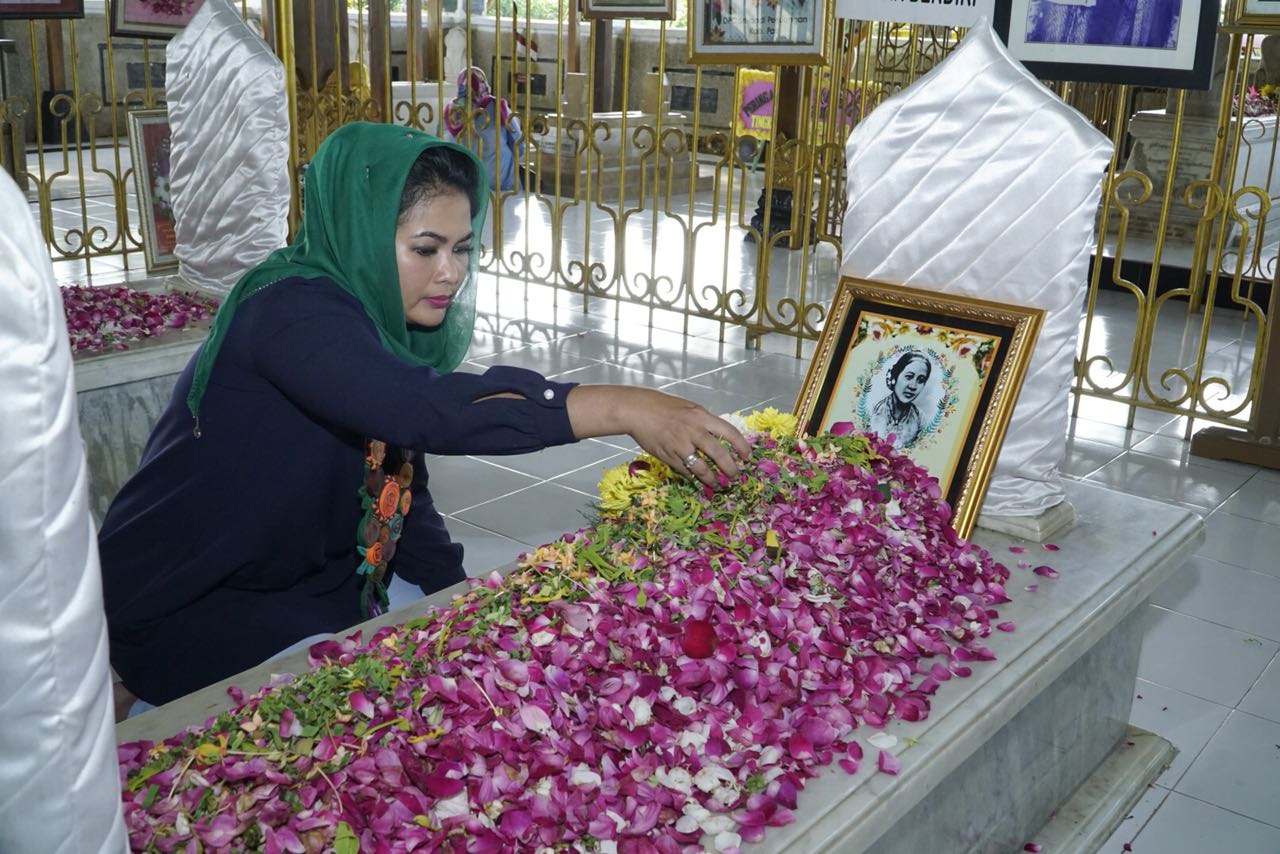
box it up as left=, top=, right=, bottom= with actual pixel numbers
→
left=243, top=276, right=369, bottom=324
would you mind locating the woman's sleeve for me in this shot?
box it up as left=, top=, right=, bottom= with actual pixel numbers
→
left=390, top=466, right=466, bottom=596
left=248, top=289, right=579, bottom=455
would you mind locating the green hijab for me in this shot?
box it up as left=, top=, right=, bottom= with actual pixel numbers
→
left=186, top=121, right=490, bottom=422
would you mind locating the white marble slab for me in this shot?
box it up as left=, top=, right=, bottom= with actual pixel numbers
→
left=114, top=481, right=1203, bottom=851
left=765, top=481, right=1202, bottom=852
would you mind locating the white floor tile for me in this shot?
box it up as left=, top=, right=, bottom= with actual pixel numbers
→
left=1061, top=436, right=1126, bottom=479
left=1175, top=711, right=1280, bottom=827
left=1066, top=415, right=1153, bottom=450
left=1129, top=790, right=1280, bottom=853
left=448, top=517, right=534, bottom=576
left=471, top=439, right=623, bottom=481
left=1219, top=475, right=1280, bottom=527
left=1138, top=606, right=1279, bottom=706
left=1095, top=784, right=1171, bottom=853
left=424, top=456, right=540, bottom=515
left=1129, top=679, right=1231, bottom=788
left=1200, top=512, right=1280, bottom=579
left=658, top=379, right=775, bottom=417
left=453, top=481, right=598, bottom=547
left=1086, top=451, right=1254, bottom=512
left=550, top=450, right=633, bottom=496
left=548, top=361, right=667, bottom=388
left=1131, top=431, right=1263, bottom=480
left=1240, top=654, right=1280, bottom=725
left=1149, top=556, right=1280, bottom=643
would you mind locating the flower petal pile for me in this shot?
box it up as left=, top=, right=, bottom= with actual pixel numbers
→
left=118, top=420, right=1016, bottom=853
left=62, top=284, right=219, bottom=354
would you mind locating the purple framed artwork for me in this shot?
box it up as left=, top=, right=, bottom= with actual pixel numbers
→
left=993, top=0, right=1218, bottom=89
left=0, top=0, right=83, bottom=18
left=110, top=0, right=203, bottom=40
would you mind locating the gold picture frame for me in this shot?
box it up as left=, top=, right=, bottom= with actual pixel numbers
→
left=793, top=277, right=1043, bottom=539
left=126, top=108, right=179, bottom=274
left=1225, top=0, right=1280, bottom=33
left=688, top=0, right=827, bottom=65
left=583, top=0, right=675, bottom=20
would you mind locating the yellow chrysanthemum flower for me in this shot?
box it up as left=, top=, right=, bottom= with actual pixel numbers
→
left=597, top=454, right=671, bottom=515
left=744, top=407, right=798, bottom=440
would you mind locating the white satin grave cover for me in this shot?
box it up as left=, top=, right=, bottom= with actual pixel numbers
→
left=840, top=24, right=1112, bottom=517
left=167, top=0, right=289, bottom=295
left=0, top=172, right=127, bottom=853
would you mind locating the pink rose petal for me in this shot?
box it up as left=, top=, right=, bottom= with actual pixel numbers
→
left=1032, top=565, right=1059, bottom=579
left=877, top=750, right=900, bottom=775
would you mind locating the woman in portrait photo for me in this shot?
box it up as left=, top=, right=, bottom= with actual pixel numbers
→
left=867, top=349, right=933, bottom=448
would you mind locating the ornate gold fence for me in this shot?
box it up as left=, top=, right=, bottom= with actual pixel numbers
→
left=1, top=7, right=1274, bottom=437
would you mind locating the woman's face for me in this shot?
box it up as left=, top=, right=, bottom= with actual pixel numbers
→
left=893, top=358, right=930, bottom=405
left=395, top=189, right=473, bottom=328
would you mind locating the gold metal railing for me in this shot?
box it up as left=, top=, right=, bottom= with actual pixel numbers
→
left=2, top=7, right=1274, bottom=438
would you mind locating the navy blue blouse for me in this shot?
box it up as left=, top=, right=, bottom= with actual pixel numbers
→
left=99, top=277, right=578, bottom=704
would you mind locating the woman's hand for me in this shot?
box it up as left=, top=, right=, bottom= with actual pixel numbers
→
left=566, top=386, right=752, bottom=489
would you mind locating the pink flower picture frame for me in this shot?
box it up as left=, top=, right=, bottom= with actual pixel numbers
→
left=110, top=0, right=203, bottom=40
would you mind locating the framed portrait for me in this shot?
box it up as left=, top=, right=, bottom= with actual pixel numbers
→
left=793, top=277, right=1043, bottom=538
left=584, top=0, right=675, bottom=20
left=126, top=109, right=179, bottom=273
left=0, top=0, right=82, bottom=18
left=1226, top=0, right=1280, bottom=33
left=491, top=56, right=561, bottom=113
left=689, top=0, right=827, bottom=65
left=992, top=0, right=1218, bottom=89
left=110, top=0, right=203, bottom=40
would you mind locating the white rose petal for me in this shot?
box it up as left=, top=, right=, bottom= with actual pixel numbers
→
left=757, top=745, right=783, bottom=766
left=606, top=810, right=628, bottom=832
left=659, top=686, right=679, bottom=702
left=714, top=831, right=743, bottom=852
left=434, top=790, right=471, bottom=821
left=699, top=813, right=736, bottom=835
left=694, top=765, right=736, bottom=793
left=629, top=695, right=653, bottom=727
left=867, top=732, right=898, bottom=750
left=530, top=631, right=556, bottom=646
left=712, top=785, right=739, bottom=807
left=675, top=814, right=701, bottom=834
left=655, top=766, right=694, bottom=794
left=599, top=843, right=618, bottom=854
left=676, top=729, right=708, bottom=751
left=673, top=696, right=697, bottom=716
left=570, top=765, right=602, bottom=788
left=174, top=813, right=190, bottom=836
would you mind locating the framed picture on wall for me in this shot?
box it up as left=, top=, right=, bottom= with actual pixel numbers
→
left=110, top=0, right=204, bottom=40
left=583, top=0, right=675, bottom=20
left=992, top=0, right=1218, bottom=89
left=689, top=0, right=827, bottom=65
left=126, top=109, right=179, bottom=273
left=491, top=56, right=561, bottom=113
left=793, top=277, right=1042, bottom=538
left=0, top=0, right=83, bottom=18
left=1226, top=0, right=1280, bottom=33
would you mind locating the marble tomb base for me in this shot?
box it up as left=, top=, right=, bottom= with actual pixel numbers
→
left=116, top=481, right=1203, bottom=853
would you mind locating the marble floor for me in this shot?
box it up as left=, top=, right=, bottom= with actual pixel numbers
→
left=62, top=231, right=1280, bottom=851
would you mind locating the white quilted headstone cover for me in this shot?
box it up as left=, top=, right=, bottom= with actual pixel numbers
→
left=167, top=0, right=290, bottom=295
left=841, top=24, right=1112, bottom=517
left=0, top=173, right=127, bottom=852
